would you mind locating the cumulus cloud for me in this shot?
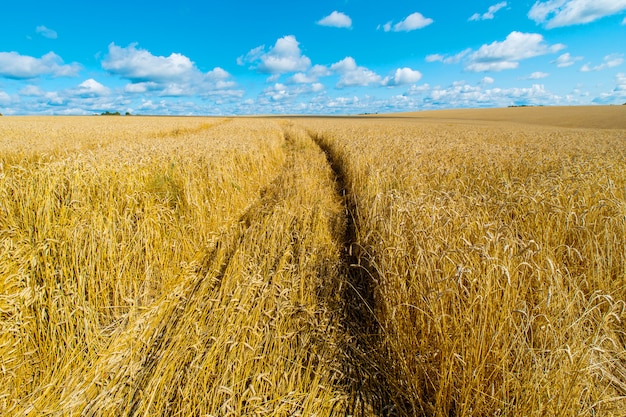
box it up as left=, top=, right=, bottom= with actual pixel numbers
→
left=289, top=73, right=316, bottom=84
left=260, top=82, right=325, bottom=103
left=382, top=12, right=433, bottom=32
left=288, top=65, right=333, bottom=84
left=313, top=61, right=423, bottom=89
left=259, top=36, right=311, bottom=73
left=466, top=31, right=565, bottom=71
left=102, top=43, right=196, bottom=82
left=205, top=67, right=237, bottom=89
left=330, top=57, right=383, bottom=87
left=317, top=11, right=352, bottom=28
left=19, top=85, right=46, bottom=96
left=237, top=45, right=264, bottom=66
left=427, top=32, right=563, bottom=72
left=580, top=53, right=624, bottom=72
left=36, top=25, right=58, bottom=39
left=102, top=43, right=237, bottom=98
left=0, top=51, right=80, bottom=79
left=384, top=68, right=423, bottom=86
left=206, top=67, right=230, bottom=81
left=75, top=79, right=110, bottom=96
left=528, top=0, right=626, bottom=28
left=239, top=36, right=311, bottom=75
left=404, top=81, right=564, bottom=108
left=7, top=81, right=132, bottom=115
left=552, top=52, right=583, bottom=67
left=16, top=85, right=68, bottom=109
left=124, top=82, right=159, bottom=94
left=309, top=65, right=332, bottom=79
left=469, top=2, right=507, bottom=21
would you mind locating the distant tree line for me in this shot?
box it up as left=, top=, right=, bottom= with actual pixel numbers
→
left=99, top=111, right=132, bottom=116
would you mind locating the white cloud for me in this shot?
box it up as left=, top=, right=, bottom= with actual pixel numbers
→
left=324, top=95, right=363, bottom=110
left=404, top=81, right=564, bottom=108
left=426, top=49, right=472, bottom=65
left=527, top=71, right=550, bottom=79
left=0, top=51, right=80, bottom=79
left=290, top=72, right=316, bottom=84
left=159, top=84, right=189, bottom=97
left=529, top=0, right=626, bottom=28
left=469, top=2, right=508, bottom=21
left=264, top=83, right=290, bottom=102
left=482, top=76, right=495, bottom=84
left=382, top=12, right=433, bottom=32
left=124, top=82, right=159, bottom=93
left=19, top=85, right=46, bottom=96
left=311, top=83, right=325, bottom=93
left=206, top=67, right=230, bottom=81
left=425, top=54, right=444, bottom=63
left=553, top=52, right=583, bottom=67
left=237, top=45, right=264, bottom=66
left=206, top=68, right=236, bottom=89
left=580, top=53, right=624, bottom=72
left=310, top=65, right=332, bottom=78
left=259, top=36, right=311, bottom=73
left=384, top=68, right=423, bottom=86
left=428, top=33, right=563, bottom=72
left=75, top=79, right=110, bottom=96
left=239, top=36, right=311, bottom=75
left=330, top=57, right=383, bottom=87
left=317, top=11, right=352, bottom=28
left=466, top=31, right=565, bottom=72
left=258, top=82, right=326, bottom=105
left=623, top=16, right=626, bottom=24
left=102, top=43, right=237, bottom=97
left=289, top=64, right=333, bottom=84
left=102, top=43, right=196, bottom=82
left=36, top=25, right=58, bottom=39
left=16, top=85, right=68, bottom=108
left=406, top=83, right=431, bottom=95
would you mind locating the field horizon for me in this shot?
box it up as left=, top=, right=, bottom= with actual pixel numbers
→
left=4, top=104, right=626, bottom=130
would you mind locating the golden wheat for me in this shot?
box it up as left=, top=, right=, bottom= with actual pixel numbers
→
left=1, top=117, right=352, bottom=415
left=2, top=109, right=625, bottom=416
left=300, top=115, right=626, bottom=416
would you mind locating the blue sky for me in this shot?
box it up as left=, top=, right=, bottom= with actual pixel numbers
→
left=1, top=0, right=625, bottom=115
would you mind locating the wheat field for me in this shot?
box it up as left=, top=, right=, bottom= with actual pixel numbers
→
left=1, top=107, right=625, bottom=416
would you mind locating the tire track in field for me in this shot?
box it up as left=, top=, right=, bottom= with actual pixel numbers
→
left=95, top=124, right=352, bottom=416
left=305, top=130, right=396, bottom=416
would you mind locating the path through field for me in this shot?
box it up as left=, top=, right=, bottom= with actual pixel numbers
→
left=2, top=118, right=375, bottom=416
left=67, top=121, right=359, bottom=416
